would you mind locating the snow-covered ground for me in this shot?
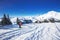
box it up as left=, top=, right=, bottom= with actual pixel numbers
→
left=0, top=23, right=60, bottom=40
left=0, top=11, right=60, bottom=40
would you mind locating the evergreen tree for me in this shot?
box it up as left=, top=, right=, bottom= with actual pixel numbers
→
left=1, top=14, right=12, bottom=26
left=7, top=14, right=12, bottom=25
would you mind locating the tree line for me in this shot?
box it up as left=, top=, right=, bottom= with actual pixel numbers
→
left=0, top=14, right=12, bottom=26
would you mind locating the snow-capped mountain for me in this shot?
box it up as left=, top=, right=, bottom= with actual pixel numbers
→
left=0, top=11, right=60, bottom=24
left=10, top=11, right=60, bottom=24
left=33, top=11, right=60, bottom=21
left=38, top=11, right=60, bottom=19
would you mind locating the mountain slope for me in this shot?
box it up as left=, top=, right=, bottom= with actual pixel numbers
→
left=0, top=11, right=60, bottom=24
left=0, top=23, right=60, bottom=40
left=35, top=11, right=60, bottom=20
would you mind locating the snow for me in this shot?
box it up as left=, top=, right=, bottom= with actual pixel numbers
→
left=0, top=23, right=60, bottom=40
left=0, top=11, right=58, bottom=24
left=8, top=11, right=60, bottom=24
left=0, top=11, right=60, bottom=40
left=34, top=11, right=60, bottom=21
left=24, top=23, right=60, bottom=40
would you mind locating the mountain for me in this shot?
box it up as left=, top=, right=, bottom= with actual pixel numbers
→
left=9, top=11, right=60, bottom=24
left=0, top=11, right=60, bottom=24
left=35, top=11, right=60, bottom=21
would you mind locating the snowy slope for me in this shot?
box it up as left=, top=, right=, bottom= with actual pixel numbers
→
left=0, top=23, right=60, bottom=40
left=35, top=11, right=60, bottom=21
left=10, top=11, right=60, bottom=23
left=25, top=23, right=60, bottom=40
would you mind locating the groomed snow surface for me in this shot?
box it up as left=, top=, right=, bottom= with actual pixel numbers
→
left=0, top=23, right=60, bottom=40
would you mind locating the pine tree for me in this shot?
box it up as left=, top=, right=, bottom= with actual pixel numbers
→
left=1, top=14, right=12, bottom=26
left=7, top=14, right=12, bottom=25
left=1, top=14, right=6, bottom=25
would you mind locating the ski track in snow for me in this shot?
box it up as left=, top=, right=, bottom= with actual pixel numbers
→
left=0, top=29, right=20, bottom=40
left=25, top=23, right=45, bottom=40
left=0, top=23, right=60, bottom=40
left=0, top=24, right=38, bottom=40
left=25, top=23, right=60, bottom=40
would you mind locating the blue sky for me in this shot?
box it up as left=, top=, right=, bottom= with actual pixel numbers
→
left=0, top=0, right=60, bottom=17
